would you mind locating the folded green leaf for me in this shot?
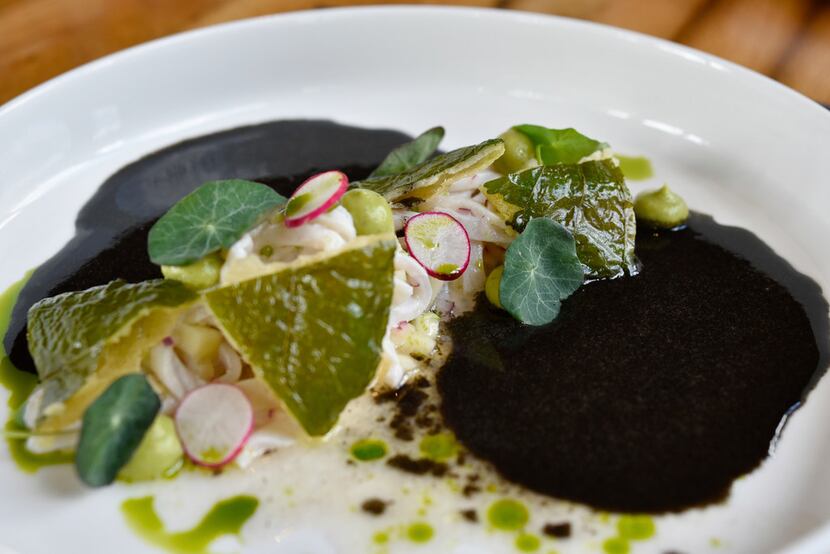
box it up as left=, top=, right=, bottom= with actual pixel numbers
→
left=514, top=125, right=604, bottom=165
left=205, top=236, right=397, bottom=436
left=500, top=218, right=584, bottom=326
left=76, top=374, right=161, bottom=487
left=483, top=159, right=637, bottom=279
left=369, top=127, right=445, bottom=178
left=148, top=180, right=287, bottom=266
left=27, top=279, right=196, bottom=431
left=354, top=139, right=504, bottom=203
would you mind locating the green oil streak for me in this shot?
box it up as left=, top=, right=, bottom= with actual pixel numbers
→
left=350, top=438, right=387, bottom=461
left=0, top=273, right=73, bottom=472
left=418, top=432, right=458, bottom=461
left=487, top=499, right=529, bottom=531
left=516, top=533, right=541, bottom=552
left=616, top=155, right=654, bottom=181
left=406, top=522, right=433, bottom=543
left=121, top=495, right=259, bottom=554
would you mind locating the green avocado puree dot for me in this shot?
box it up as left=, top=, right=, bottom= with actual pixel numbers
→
left=616, top=155, right=653, bottom=181
left=121, top=495, right=258, bottom=554
left=406, top=522, right=434, bottom=543
left=516, top=533, right=541, bottom=551
left=487, top=499, right=529, bottom=531
left=617, top=515, right=655, bottom=540
left=0, top=272, right=74, bottom=473
left=419, top=432, right=458, bottom=461
left=350, top=438, right=387, bottom=461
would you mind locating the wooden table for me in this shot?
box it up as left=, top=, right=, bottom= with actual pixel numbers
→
left=1, top=0, right=829, bottom=105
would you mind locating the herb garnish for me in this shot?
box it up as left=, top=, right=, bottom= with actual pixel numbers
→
left=483, top=159, right=636, bottom=278
left=148, top=180, right=286, bottom=266
left=354, top=139, right=504, bottom=202
left=369, top=127, right=445, bottom=178
left=75, top=374, right=160, bottom=487
left=514, top=125, right=604, bottom=165
left=499, top=218, right=583, bottom=325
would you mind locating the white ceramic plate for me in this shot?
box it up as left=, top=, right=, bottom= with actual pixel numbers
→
left=1, top=7, right=829, bottom=554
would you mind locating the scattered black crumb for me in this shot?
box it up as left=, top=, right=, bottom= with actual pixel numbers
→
left=415, top=409, right=436, bottom=430
left=663, top=551, right=686, bottom=554
left=462, top=484, right=481, bottom=497
left=460, top=509, right=478, bottom=523
left=456, top=452, right=467, bottom=465
left=387, top=454, right=448, bottom=477
left=346, top=459, right=355, bottom=466
left=361, top=498, right=389, bottom=516
left=376, top=378, right=431, bottom=442
left=542, top=522, right=572, bottom=539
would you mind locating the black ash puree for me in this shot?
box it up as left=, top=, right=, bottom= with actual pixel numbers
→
left=438, top=213, right=828, bottom=512
left=5, top=120, right=410, bottom=372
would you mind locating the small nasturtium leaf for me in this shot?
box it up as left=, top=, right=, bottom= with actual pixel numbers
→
left=148, top=180, right=287, bottom=266
left=482, top=159, right=637, bottom=279
left=369, top=127, right=445, bottom=178
left=354, top=139, right=504, bottom=203
left=514, top=125, right=604, bottom=165
left=27, top=279, right=196, bottom=431
left=205, top=236, right=397, bottom=436
left=75, top=374, right=161, bottom=487
left=499, top=218, right=584, bottom=326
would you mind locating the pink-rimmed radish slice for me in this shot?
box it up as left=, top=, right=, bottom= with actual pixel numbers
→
left=284, top=170, right=348, bottom=228
left=404, top=211, right=471, bottom=281
left=175, top=383, right=254, bottom=468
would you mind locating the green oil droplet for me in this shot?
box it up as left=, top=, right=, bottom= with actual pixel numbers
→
left=419, top=432, right=458, bottom=461
left=259, top=244, right=274, bottom=258
left=0, top=272, right=74, bottom=473
left=121, top=495, right=258, bottom=554
left=285, top=192, right=313, bottom=218
left=350, top=438, right=387, bottom=461
left=373, top=531, right=389, bottom=544
left=406, top=522, right=434, bottom=543
left=616, top=155, right=654, bottom=181
left=602, top=537, right=630, bottom=554
left=516, top=533, right=541, bottom=552
left=617, top=515, right=655, bottom=541
left=434, top=263, right=459, bottom=276
left=487, top=499, right=529, bottom=531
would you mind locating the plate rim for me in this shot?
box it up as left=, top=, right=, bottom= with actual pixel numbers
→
left=1, top=5, right=829, bottom=125
left=1, top=5, right=829, bottom=553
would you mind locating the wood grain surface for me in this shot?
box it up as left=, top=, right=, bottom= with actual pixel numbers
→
left=0, top=0, right=828, bottom=105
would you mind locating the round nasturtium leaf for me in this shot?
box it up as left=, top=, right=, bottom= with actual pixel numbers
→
left=148, top=180, right=287, bottom=266
left=499, top=218, right=584, bottom=326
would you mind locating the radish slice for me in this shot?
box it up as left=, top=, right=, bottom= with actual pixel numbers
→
left=174, top=383, right=254, bottom=467
left=284, top=170, right=348, bottom=228
left=404, top=211, right=471, bottom=281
